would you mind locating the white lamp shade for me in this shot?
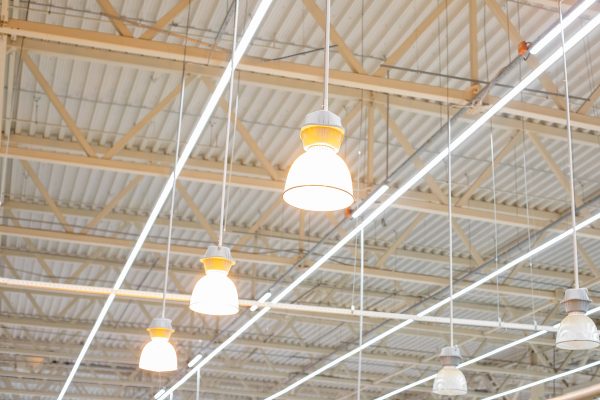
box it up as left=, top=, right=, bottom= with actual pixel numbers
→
left=556, top=312, right=600, bottom=350
left=433, top=366, right=468, bottom=396
left=284, top=146, right=353, bottom=212
left=189, top=270, right=239, bottom=316
left=139, top=337, right=178, bottom=372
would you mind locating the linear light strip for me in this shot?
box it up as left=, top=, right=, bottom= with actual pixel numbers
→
left=159, top=5, right=599, bottom=399
left=529, top=0, right=597, bottom=54
left=260, top=11, right=600, bottom=400
left=352, top=184, right=389, bottom=219
left=55, top=1, right=274, bottom=399
left=483, top=360, right=600, bottom=400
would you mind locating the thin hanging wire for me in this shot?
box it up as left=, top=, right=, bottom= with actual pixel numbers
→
left=224, top=71, right=240, bottom=232
left=559, top=0, right=579, bottom=288
left=448, top=117, right=454, bottom=347
left=490, top=132, right=501, bottom=325
left=161, top=1, right=191, bottom=318
left=521, top=131, right=537, bottom=325
left=444, top=0, right=454, bottom=347
left=322, top=0, right=330, bottom=110
left=218, top=0, right=239, bottom=247
left=356, top=228, right=365, bottom=400
left=516, top=0, right=537, bottom=326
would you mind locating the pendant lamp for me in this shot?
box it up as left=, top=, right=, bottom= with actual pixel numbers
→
left=139, top=317, right=178, bottom=372
left=189, top=245, right=239, bottom=316
left=189, top=2, right=240, bottom=316
left=554, top=2, right=599, bottom=351
left=283, top=0, right=353, bottom=212
left=433, top=346, right=468, bottom=396
left=284, top=110, right=353, bottom=211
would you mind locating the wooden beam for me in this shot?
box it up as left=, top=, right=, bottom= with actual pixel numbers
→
left=374, top=1, right=450, bottom=76
left=527, top=132, right=581, bottom=205
left=21, top=52, right=96, bottom=157
left=103, top=80, right=187, bottom=159
left=20, top=160, right=73, bottom=233
left=302, top=0, right=366, bottom=74
left=10, top=25, right=600, bottom=135
left=366, top=104, right=375, bottom=185
left=578, top=83, right=600, bottom=115
left=139, top=0, right=189, bottom=41
left=175, top=181, right=219, bottom=243
left=96, top=0, right=132, bottom=37
left=457, top=134, right=521, bottom=207
left=4, top=143, right=597, bottom=238
left=80, top=176, right=143, bottom=234
left=483, top=0, right=566, bottom=110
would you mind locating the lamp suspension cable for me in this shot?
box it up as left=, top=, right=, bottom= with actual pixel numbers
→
left=490, top=128, right=501, bottom=325
left=218, top=0, right=240, bottom=247
left=559, top=0, right=579, bottom=288
left=323, top=0, right=330, bottom=111
left=356, top=228, right=365, bottom=400
left=162, top=66, right=185, bottom=319
left=448, top=121, right=454, bottom=347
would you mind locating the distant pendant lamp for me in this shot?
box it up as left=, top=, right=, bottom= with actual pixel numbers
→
left=283, top=0, right=353, bottom=212
left=189, top=245, right=239, bottom=316
left=555, top=1, right=599, bottom=351
left=139, top=317, right=178, bottom=372
left=433, top=346, right=468, bottom=396
left=433, top=117, right=467, bottom=396
left=189, top=1, right=240, bottom=316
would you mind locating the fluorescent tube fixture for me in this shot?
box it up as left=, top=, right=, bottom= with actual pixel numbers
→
left=529, top=0, right=596, bottom=55
left=352, top=185, right=389, bottom=219
left=154, top=389, right=166, bottom=400
left=158, top=9, right=600, bottom=400
left=55, top=1, right=274, bottom=399
left=187, top=354, right=203, bottom=368
left=250, top=292, right=272, bottom=312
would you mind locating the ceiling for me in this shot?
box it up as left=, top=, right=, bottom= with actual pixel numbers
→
left=1, top=0, right=600, bottom=399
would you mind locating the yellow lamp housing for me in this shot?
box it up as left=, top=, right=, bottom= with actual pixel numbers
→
left=139, top=317, right=178, bottom=373
left=189, top=245, right=239, bottom=316
left=299, top=110, right=345, bottom=152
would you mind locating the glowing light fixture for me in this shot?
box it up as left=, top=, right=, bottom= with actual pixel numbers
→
left=433, top=346, right=468, bottom=396
left=283, top=0, right=353, bottom=212
left=139, top=317, right=178, bottom=372
left=555, top=1, right=599, bottom=351
left=189, top=246, right=239, bottom=316
left=284, top=110, right=353, bottom=211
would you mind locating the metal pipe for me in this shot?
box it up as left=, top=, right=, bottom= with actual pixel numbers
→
left=0, top=276, right=556, bottom=332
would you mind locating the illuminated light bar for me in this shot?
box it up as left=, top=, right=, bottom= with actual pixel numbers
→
left=352, top=184, right=390, bottom=219
left=187, top=354, right=203, bottom=368
left=250, top=292, right=272, bottom=312
left=529, top=0, right=597, bottom=55
left=56, top=1, right=275, bottom=399
left=483, top=360, right=600, bottom=400
left=154, top=389, right=166, bottom=400
left=159, top=8, right=600, bottom=400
